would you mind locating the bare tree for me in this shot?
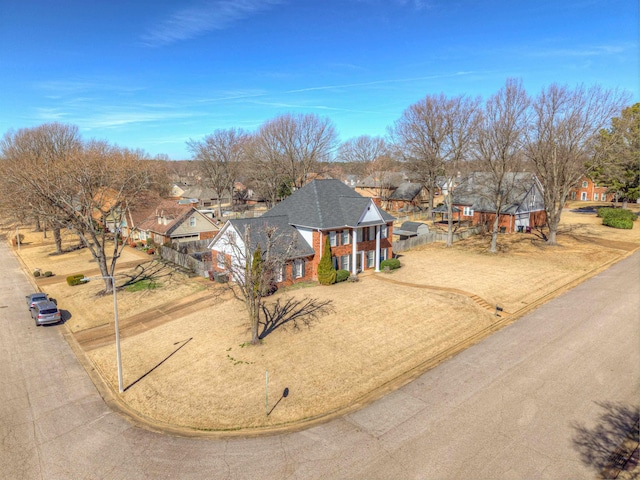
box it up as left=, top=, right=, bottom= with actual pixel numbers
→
left=243, top=133, right=289, bottom=207
left=337, top=135, right=389, bottom=164
left=186, top=128, right=249, bottom=217
left=214, top=220, right=332, bottom=344
left=258, top=113, right=338, bottom=189
left=1, top=123, right=82, bottom=253
left=440, top=94, right=482, bottom=247
left=1, top=124, right=155, bottom=293
left=525, top=84, right=628, bottom=245
left=475, top=78, right=530, bottom=252
left=338, top=136, right=399, bottom=201
left=390, top=94, right=449, bottom=218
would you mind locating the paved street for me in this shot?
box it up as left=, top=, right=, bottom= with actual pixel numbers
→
left=1, top=241, right=638, bottom=479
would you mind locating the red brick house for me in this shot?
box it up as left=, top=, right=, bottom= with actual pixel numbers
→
left=569, top=176, right=614, bottom=202
left=208, top=179, right=395, bottom=286
left=452, top=172, right=547, bottom=234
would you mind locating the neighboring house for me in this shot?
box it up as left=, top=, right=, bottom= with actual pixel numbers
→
left=169, top=183, right=189, bottom=200
left=136, top=199, right=219, bottom=245
left=451, top=172, right=546, bottom=233
left=209, top=179, right=395, bottom=286
left=387, top=182, right=429, bottom=211
left=355, top=173, right=403, bottom=202
left=180, top=186, right=225, bottom=209
left=569, top=176, right=614, bottom=202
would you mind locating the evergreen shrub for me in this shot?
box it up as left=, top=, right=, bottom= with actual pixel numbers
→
left=317, top=237, right=337, bottom=285
left=380, top=258, right=401, bottom=270
left=66, top=274, right=85, bottom=286
left=336, top=269, right=350, bottom=283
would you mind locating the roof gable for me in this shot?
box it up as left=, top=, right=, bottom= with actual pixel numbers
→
left=209, top=216, right=315, bottom=259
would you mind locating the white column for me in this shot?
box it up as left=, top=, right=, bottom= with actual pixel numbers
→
left=375, top=225, right=381, bottom=272
left=352, top=228, right=358, bottom=275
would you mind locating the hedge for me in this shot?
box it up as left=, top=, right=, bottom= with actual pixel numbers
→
left=336, top=269, right=350, bottom=283
left=604, top=217, right=634, bottom=229
left=66, top=274, right=86, bottom=286
left=598, top=207, right=636, bottom=229
left=380, top=258, right=401, bottom=270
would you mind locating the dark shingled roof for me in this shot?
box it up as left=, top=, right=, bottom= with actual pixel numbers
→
left=228, top=216, right=315, bottom=259
left=452, top=172, right=540, bottom=213
left=389, top=182, right=423, bottom=201
left=263, top=179, right=394, bottom=229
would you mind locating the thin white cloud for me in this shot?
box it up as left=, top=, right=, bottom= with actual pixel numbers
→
left=142, top=0, right=284, bottom=47
left=528, top=43, right=633, bottom=58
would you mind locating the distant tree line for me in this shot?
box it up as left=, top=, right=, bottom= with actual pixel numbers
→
left=1, top=79, right=634, bottom=269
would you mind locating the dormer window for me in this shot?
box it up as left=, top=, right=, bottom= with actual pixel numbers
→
left=189, top=216, right=196, bottom=227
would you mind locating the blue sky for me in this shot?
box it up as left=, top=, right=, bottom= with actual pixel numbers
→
left=1, top=0, right=637, bottom=160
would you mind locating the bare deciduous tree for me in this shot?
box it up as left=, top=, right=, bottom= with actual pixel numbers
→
left=1, top=123, right=83, bottom=253
left=257, top=113, right=338, bottom=189
left=390, top=94, right=449, bottom=218
left=338, top=135, right=399, bottom=200
left=475, top=78, right=530, bottom=252
left=525, top=84, right=628, bottom=245
left=440, top=94, right=481, bottom=247
left=214, top=220, right=332, bottom=344
left=1, top=123, right=156, bottom=293
left=243, top=134, right=289, bottom=208
left=186, top=128, right=249, bottom=217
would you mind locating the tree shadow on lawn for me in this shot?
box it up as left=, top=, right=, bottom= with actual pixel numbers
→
left=118, top=260, right=176, bottom=290
left=258, top=296, right=334, bottom=340
left=572, top=401, right=639, bottom=478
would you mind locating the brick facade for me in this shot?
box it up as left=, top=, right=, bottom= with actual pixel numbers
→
left=570, top=177, right=613, bottom=202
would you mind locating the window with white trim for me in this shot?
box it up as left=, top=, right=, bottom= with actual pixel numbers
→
left=357, top=228, right=363, bottom=242
left=329, top=231, right=337, bottom=247
left=582, top=181, right=588, bottom=187
left=276, top=265, right=285, bottom=283
left=594, top=193, right=599, bottom=201
left=463, top=207, right=474, bottom=217
left=380, top=225, right=388, bottom=239
left=189, top=216, right=196, bottom=227
left=294, top=259, right=305, bottom=279
left=340, top=254, right=350, bottom=271
left=380, top=248, right=388, bottom=261
left=368, top=227, right=375, bottom=241
left=341, top=230, right=350, bottom=245
left=581, top=192, right=587, bottom=200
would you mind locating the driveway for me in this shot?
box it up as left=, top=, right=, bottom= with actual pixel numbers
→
left=1, top=240, right=638, bottom=479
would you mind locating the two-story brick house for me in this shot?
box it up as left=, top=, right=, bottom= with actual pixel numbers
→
left=569, top=176, right=613, bottom=202
left=208, top=179, right=395, bottom=286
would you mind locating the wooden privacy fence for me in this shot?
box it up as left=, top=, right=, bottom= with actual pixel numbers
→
left=393, top=226, right=481, bottom=253
left=158, top=245, right=212, bottom=278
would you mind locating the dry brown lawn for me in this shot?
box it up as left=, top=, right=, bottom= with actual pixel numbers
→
left=7, top=204, right=640, bottom=433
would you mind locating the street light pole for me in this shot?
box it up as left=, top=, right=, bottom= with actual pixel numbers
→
left=84, top=275, right=123, bottom=393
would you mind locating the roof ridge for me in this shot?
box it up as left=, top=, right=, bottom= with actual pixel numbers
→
left=313, top=180, right=324, bottom=228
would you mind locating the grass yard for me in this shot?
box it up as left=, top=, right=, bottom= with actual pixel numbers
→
left=6, top=202, right=640, bottom=433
